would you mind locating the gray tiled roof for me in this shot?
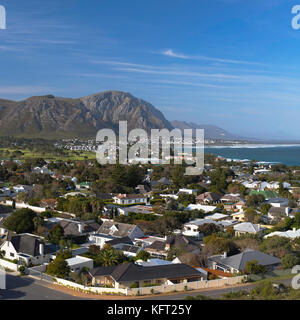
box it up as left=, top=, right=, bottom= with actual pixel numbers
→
left=91, top=263, right=202, bottom=282
left=210, top=249, right=281, bottom=271
left=8, top=234, right=58, bottom=257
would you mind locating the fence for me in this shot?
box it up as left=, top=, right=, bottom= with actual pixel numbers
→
left=54, top=278, right=128, bottom=296
left=53, top=275, right=247, bottom=296
left=128, top=276, right=247, bottom=296
left=26, top=265, right=55, bottom=283
left=0, top=258, right=18, bottom=271
left=248, top=268, right=292, bottom=282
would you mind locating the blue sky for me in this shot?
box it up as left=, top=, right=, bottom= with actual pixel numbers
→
left=0, top=0, right=300, bottom=139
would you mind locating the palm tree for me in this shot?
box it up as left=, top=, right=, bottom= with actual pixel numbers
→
left=98, top=249, right=119, bottom=267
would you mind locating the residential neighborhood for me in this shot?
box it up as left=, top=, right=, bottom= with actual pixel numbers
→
left=0, top=152, right=300, bottom=300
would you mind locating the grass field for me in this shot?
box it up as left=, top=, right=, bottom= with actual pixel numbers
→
left=0, top=147, right=96, bottom=161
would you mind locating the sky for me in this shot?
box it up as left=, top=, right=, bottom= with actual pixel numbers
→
left=0, top=0, right=300, bottom=139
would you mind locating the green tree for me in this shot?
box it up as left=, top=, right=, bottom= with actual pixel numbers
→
left=135, top=250, right=150, bottom=262
left=46, top=256, right=70, bottom=278
left=259, top=236, right=292, bottom=258
left=3, top=208, right=36, bottom=234
left=198, top=223, right=221, bottom=236
left=281, top=254, right=299, bottom=269
left=244, top=260, right=267, bottom=274
left=47, top=224, right=65, bottom=245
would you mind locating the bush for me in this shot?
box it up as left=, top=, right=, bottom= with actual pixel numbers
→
left=18, top=265, right=26, bottom=275
left=130, top=282, right=139, bottom=288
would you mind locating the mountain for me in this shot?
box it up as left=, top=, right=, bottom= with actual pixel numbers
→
left=171, top=120, right=246, bottom=140
left=0, top=91, right=173, bottom=139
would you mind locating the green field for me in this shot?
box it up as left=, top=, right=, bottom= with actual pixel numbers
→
left=0, top=147, right=96, bottom=161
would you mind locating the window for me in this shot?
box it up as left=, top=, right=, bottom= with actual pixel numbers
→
left=10, top=253, right=14, bottom=257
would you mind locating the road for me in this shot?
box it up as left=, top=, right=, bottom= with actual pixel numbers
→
left=0, top=273, right=293, bottom=300
left=0, top=273, right=83, bottom=300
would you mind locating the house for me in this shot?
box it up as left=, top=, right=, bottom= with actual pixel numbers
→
left=76, top=182, right=91, bottom=190
left=117, top=205, right=153, bottom=216
left=45, top=218, right=100, bottom=238
left=66, top=255, right=94, bottom=273
left=264, top=228, right=300, bottom=239
left=231, top=211, right=246, bottom=222
left=185, top=204, right=217, bottom=213
left=204, top=213, right=229, bottom=221
left=220, top=194, right=243, bottom=203
left=89, top=263, right=204, bottom=288
left=96, top=221, right=145, bottom=240
left=144, top=234, right=200, bottom=258
left=178, top=188, right=198, bottom=196
left=182, top=219, right=220, bottom=237
left=268, top=198, right=290, bottom=208
left=113, top=194, right=147, bottom=205
left=268, top=207, right=298, bottom=221
left=144, top=240, right=168, bottom=258
left=13, top=185, right=33, bottom=194
left=233, top=222, right=265, bottom=236
left=40, top=199, right=57, bottom=210
left=208, top=249, right=281, bottom=274
left=196, top=192, right=222, bottom=204
left=136, top=258, right=174, bottom=267
left=0, top=233, right=58, bottom=266
left=32, top=166, right=53, bottom=175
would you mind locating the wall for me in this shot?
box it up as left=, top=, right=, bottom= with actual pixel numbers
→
left=55, top=278, right=128, bottom=295
left=127, top=276, right=247, bottom=296
left=0, top=258, right=18, bottom=271
left=54, top=275, right=247, bottom=296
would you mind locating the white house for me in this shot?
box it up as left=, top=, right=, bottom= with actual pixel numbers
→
left=113, top=194, right=147, bottom=205
left=185, top=204, right=217, bottom=213
left=66, top=255, right=94, bottom=273
left=0, top=234, right=58, bottom=266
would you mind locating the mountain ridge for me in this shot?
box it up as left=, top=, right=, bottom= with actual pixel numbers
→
left=0, top=90, right=244, bottom=140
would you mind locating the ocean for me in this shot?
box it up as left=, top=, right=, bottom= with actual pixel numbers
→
left=204, top=144, right=300, bottom=166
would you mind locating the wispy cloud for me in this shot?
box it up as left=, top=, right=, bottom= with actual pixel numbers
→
left=161, top=49, right=264, bottom=66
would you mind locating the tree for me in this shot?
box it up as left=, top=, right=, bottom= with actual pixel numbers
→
left=259, top=236, right=292, bottom=258
left=281, top=254, right=299, bottom=269
left=171, top=165, right=185, bottom=188
left=98, top=248, right=121, bottom=267
left=244, top=260, right=267, bottom=274
left=246, top=194, right=265, bottom=207
left=3, top=208, right=36, bottom=234
left=244, top=208, right=260, bottom=223
left=46, top=256, right=70, bottom=278
left=47, top=225, right=65, bottom=245
left=198, top=223, right=221, bottom=236
left=135, top=250, right=150, bottom=262
left=203, top=235, right=239, bottom=255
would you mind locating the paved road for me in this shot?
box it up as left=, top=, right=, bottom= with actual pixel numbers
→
left=0, top=274, right=83, bottom=300
left=0, top=273, right=293, bottom=300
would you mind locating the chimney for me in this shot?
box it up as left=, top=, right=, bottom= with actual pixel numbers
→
left=39, top=243, right=44, bottom=256
left=78, top=224, right=83, bottom=234
left=293, top=228, right=296, bottom=233
left=223, top=252, right=227, bottom=258
left=285, top=207, right=291, bottom=216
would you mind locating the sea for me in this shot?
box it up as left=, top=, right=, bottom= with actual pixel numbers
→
left=204, top=144, right=300, bottom=166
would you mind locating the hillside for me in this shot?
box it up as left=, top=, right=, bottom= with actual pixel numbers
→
left=171, top=120, right=246, bottom=140
left=0, top=91, right=173, bottom=139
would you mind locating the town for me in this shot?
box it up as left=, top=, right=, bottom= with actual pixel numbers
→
left=0, top=139, right=300, bottom=300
